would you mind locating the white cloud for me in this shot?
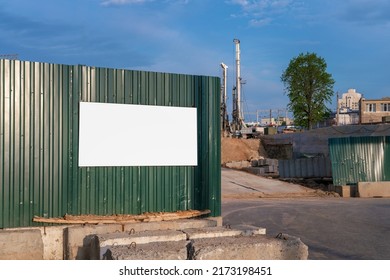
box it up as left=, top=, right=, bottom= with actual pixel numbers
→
left=100, top=0, right=189, bottom=6
left=249, top=17, right=272, bottom=26
left=228, top=0, right=300, bottom=26
left=100, top=0, right=153, bottom=6
left=228, top=0, right=293, bottom=12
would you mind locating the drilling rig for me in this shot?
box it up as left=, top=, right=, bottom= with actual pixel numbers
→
left=220, top=39, right=254, bottom=138
left=220, top=62, right=230, bottom=136
left=232, top=39, right=247, bottom=134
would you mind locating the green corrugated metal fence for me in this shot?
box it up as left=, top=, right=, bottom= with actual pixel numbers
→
left=329, top=136, right=390, bottom=186
left=0, top=59, right=221, bottom=228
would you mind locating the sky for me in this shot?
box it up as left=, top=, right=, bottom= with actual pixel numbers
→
left=1, top=0, right=390, bottom=121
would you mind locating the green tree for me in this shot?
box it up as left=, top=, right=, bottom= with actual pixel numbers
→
left=281, top=52, right=335, bottom=130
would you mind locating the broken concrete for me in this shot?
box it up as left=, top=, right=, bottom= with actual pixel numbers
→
left=92, top=227, right=245, bottom=260
left=92, top=229, right=187, bottom=260
left=97, top=227, right=306, bottom=260
left=103, top=241, right=189, bottom=260
left=188, top=234, right=308, bottom=260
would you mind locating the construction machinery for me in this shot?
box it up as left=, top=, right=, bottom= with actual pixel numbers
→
left=221, top=39, right=258, bottom=138
left=220, top=62, right=230, bottom=136
left=231, top=39, right=246, bottom=132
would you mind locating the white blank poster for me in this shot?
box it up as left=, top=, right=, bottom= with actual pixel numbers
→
left=78, top=102, right=198, bottom=167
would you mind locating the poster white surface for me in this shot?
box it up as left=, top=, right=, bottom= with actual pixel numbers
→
left=78, top=102, right=197, bottom=167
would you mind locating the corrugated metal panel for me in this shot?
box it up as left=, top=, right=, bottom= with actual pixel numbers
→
left=279, top=157, right=332, bottom=179
left=0, top=59, right=221, bottom=228
left=329, top=136, right=390, bottom=186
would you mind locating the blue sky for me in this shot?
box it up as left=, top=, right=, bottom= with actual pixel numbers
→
left=1, top=0, right=389, bottom=120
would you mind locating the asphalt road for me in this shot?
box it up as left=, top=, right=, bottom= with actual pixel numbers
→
left=221, top=169, right=390, bottom=260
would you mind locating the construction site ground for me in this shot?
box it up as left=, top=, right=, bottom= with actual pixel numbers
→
left=221, top=137, right=337, bottom=196
left=221, top=137, right=390, bottom=259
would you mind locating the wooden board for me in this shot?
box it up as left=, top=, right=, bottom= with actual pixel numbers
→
left=33, top=209, right=211, bottom=224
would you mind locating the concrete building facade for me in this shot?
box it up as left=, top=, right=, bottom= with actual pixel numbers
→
left=336, top=89, right=362, bottom=125
left=360, top=97, right=390, bottom=124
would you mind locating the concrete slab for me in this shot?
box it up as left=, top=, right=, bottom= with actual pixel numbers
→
left=189, top=234, right=308, bottom=260
left=66, top=219, right=218, bottom=260
left=0, top=229, right=44, bottom=260
left=229, top=224, right=266, bottom=236
left=122, top=218, right=218, bottom=232
left=91, top=229, right=187, bottom=260
left=183, top=227, right=243, bottom=239
left=103, top=241, right=189, bottom=260
left=358, top=181, right=390, bottom=197
left=66, top=224, right=122, bottom=260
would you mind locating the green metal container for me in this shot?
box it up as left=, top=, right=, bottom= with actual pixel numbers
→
left=329, top=136, right=390, bottom=186
left=0, top=59, right=221, bottom=228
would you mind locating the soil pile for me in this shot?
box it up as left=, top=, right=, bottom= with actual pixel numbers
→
left=221, top=137, right=267, bottom=164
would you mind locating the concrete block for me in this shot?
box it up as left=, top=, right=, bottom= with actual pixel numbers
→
left=65, top=224, right=122, bottom=260
left=251, top=160, right=259, bottom=167
left=183, top=227, right=243, bottom=239
left=244, top=167, right=266, bottom=176
left=0, top=229, right=43, bottom=260
left=188, top=234, right=308, bottom=260
left=91, top=230, right=187, bottom=260
left=65, top=219, right=219, bottom=260
left=206, top=217, right=223, bottom=227
left=264, top=158, right=274, bottom=166
left=336, top=185, right=357, bottom=197
left=358, top=181, right=390, bottom=198
left=39, top=226, right=68, bottom=260
left=257, top=158, right=278, bottom=167
left=102, top=241, right=189, bottom=260
left=265, top=165, right=276, bottom=173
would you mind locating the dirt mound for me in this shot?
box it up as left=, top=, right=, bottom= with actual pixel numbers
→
left=221, top=137, right=267, bottom=164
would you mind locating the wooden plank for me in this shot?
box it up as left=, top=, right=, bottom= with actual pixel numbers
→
left=33, top=209, right=211, bottom=224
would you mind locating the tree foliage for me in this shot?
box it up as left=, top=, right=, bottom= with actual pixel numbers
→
left=281, top=52, right=335, bottom=130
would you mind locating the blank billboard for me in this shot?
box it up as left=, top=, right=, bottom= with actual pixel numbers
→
left=78, top=102, right=197, bottom=167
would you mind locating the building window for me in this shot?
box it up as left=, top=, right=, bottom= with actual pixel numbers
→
left=381, top=103, right=389, bottom=112
left=366, top=103, right=376, bottom=112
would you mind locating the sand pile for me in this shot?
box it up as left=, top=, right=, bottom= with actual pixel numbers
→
left=221, top=137, right=267, bottom=164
